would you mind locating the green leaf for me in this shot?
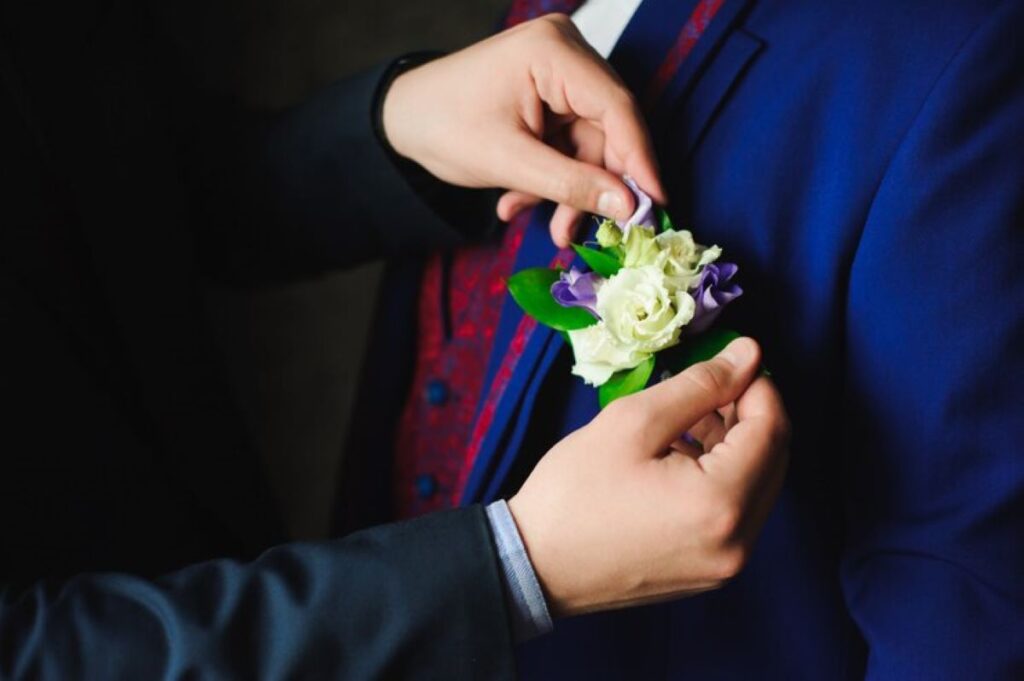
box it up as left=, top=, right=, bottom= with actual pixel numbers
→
left=598, top=356, right=656, bottom=409
left=572, top=244, right=622, bottom=277
left=663, top=328, right=773, bottom=379
left=507, top=268, right=598, bottom=331
left=663, top=327, right=742, bottom=374
left=656, top=207, right=675, bottom=233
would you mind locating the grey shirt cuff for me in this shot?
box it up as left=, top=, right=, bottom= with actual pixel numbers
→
left=484, top=499, right=554, bottom=642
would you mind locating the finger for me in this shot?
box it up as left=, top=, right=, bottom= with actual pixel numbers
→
left=549, top=203, right=585, bottom=247
left=737, top=427, right=789, bottom=542
left=565, top=117, right=608, bottom=166
left=546, top=120, right=608, bottom=244
left=718, top=402, right=738, bottom=430
left=500, top=117, right=608, bottom=228
left=500, top=132, right=637, bottom=221
left=497, top=190, right=542, bottom=221
left=625, top=337, right=762, bottom=451
left=669, top=436, right=703, bottom=459
left=528, top=24, right=666, bottom=204
left=698, top=376, right=790, bottom=498
left=598, top=100, right=666, bottom=205
left=687, top=411, right=728, bottom=451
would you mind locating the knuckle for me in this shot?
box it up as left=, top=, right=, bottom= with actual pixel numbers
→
left=708, top=502, right=743, bottom=544
left=775, top=418, right=793, bottom=450
left=549, top=172, right=587, bottom=209
left=682, top=362, right=728, bottom=398
left=600, top=397, right=629, bottom=421
left=524, top=15, right=588, bottom=59
left=603, top=396, right=646, bottom=434
left=530, top=13, right=570, bottom=40
left=712, top=543, right=749, bottom=583
left=608, top=85, right=638, bottom=114
left=766, top=413, right=792, bottom=451
left=540, top=12, right=573, bottom=27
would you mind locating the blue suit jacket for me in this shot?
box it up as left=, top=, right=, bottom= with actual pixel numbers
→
left=351, top=0, right=1024, bottom=678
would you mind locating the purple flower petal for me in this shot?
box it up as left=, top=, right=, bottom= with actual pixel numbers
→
left=616, top=176, right=654, bottom=233
left=551, top=268, right=602, bottom=319
left=686, top=262, right=743, bottom=335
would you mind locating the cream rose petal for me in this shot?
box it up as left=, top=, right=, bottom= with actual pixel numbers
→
left=595, top=265, right=696, bottom=355
left=621, top=226, right=660, bottom=268
left=655, top=230, right=721, bottom=291
left=568, top=324, right=649, bottom=386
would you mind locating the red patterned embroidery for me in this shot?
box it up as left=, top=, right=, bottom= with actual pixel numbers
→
left=452, top=249, right=573, bottom=502
left=392, top=0, right=585, bottom=520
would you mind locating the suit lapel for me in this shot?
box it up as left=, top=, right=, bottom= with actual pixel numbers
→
left=651, top=3, right=762, bottom=160
left=645, top=0, right=756, bottom=115
left=461, top=0, right=759, bottom=504
left=458, top=206, right=572, bottom=504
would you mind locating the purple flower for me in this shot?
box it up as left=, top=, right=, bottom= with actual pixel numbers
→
left=687, top=262, right=743, bottom=334
left=617, top=176, right=654, bottom=233
left=551, top=268, right=602, bottom=319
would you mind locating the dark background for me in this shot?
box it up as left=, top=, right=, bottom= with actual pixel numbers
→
left=205, top=0, right=506, bottom=539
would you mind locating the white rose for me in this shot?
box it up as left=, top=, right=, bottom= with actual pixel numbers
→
left=568, top=324, right=649, bottom=386
left=654, top=230, right=721, bottom=291
left=567, top=265, right=696, bottom=386
left=598, top=265, right=695, bottom=353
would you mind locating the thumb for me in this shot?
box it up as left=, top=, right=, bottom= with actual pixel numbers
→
left=697, top=375, right=789, bottom=498
left=500, top=133, right=636, bottom=221
left=626, top=337, right=762, bottom=451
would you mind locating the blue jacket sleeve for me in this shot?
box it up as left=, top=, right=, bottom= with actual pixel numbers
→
left=0, top=507, right=516, bottom=680
left=840, top=1, right=1024, bottom=678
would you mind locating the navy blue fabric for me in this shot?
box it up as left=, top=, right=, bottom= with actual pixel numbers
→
left=474, top=217, right=602, bottom=503
left=0, top=507, right=516, bottom=679
left=471, top=0, right=1024, bottom=678
left=460, top=200, right=583, bottom=504
left=476, top=203, right=564, bottom=414
left=481, top=331, right=566, bottom=503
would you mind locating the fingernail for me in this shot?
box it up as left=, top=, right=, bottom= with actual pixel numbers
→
left=718, top=337, right=757, bottom=367
left=597, top=191, right=625, bottom=219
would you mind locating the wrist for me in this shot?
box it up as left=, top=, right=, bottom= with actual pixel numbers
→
left=381, top=71, right=415, bottom=159
left=507, top=494, right=577, bottom=618
left=374, top=52, right=442, bottom=161
left=485, top=500, right=553, bottom=641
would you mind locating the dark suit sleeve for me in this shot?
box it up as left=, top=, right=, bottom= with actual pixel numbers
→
left=185, top=56, right=501, bottom=285
left=839, top=1, right=1024, bottom=678
left=0, top=506, right=516, bottom=680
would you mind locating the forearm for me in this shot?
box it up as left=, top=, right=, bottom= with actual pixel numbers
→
left=183, top=57, right=500, bottom=286
left=0, top=507, right=516, bottom=680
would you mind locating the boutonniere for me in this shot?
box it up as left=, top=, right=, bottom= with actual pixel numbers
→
left=508, top=178, right=743, bottom=407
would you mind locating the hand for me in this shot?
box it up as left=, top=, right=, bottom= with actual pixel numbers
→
left=508, top=337, right=790, bottom=616
left=381, top=14, right=665, bottom=248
